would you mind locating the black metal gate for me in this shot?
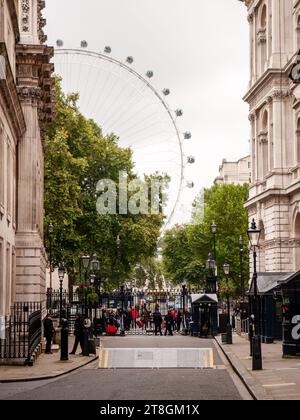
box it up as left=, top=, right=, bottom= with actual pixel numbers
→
left=0, top=303, right=42, bottom=365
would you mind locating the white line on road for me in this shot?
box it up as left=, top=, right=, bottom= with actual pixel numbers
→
left=263, top=383, right=296, bottom=388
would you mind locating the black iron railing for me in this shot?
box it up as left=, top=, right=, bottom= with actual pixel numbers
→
left=0, top=303, right=42, bottom=365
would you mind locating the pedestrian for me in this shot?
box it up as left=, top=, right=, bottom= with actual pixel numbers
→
left=70, top=314, right=84, bottom=355
left=164, top=311, right=174, bottom=336
left=124, top=309, right=132, bottom=331
left=176, top=310, right=183, bottom=332
left=153, top=308, right=163, bottom=336
left=43, top=313, right=55, bottom=354
left=131, top=307, right=138, bottom=330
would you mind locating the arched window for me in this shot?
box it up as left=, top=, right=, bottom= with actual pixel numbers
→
left=261, top=5, right=267, bottom=28
left=258, top=4, right=267, bottom=76
left=260, top=110, right=269, bottom=179
left=297, top=15, right=300, bottom=49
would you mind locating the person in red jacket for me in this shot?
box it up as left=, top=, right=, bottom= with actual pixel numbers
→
left=131, top=307, right=138, bottom=330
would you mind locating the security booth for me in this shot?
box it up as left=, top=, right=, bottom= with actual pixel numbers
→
left=280, top=271, right=300, bottom=357
left=248, top=272, right=287, bottom=344
left=190, top=294, right=218, bottom=337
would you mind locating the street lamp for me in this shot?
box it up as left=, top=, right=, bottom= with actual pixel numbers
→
left=81, top=255, right=90, bottom=317
left=58, top=264, right=65, bottom=325
left=90, top=254, right=100, bottom=272
left=211, top=222, right=217, bottom=261
left=182, top=284, right=188, bottom=335
left=223, top=261, right=233, bottom=345
left=247, top=218, right=262, bottom=371
left=205, top=252, right=217, bottom=294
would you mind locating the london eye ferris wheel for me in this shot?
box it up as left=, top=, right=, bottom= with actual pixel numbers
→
left=53, top=40, right=195, bottom=233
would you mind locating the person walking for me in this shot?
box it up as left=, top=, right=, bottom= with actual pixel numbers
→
left=70, top=314, right=84, bottom=355
left=43, top=314, right=55, bottom=354
left=131, top=307, right=138, bottom=330
left=176, top=310, right=183, bottom=332
left=153, top=308, right=163, bottom=336
left=164, top=311, right=174, bottom=336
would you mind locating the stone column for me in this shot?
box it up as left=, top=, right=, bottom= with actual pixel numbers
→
left=272, top=91, right=284, bottom=170
left=270, top=0, right=286, bottom=68
left=15, top=51, right=46, bottom=303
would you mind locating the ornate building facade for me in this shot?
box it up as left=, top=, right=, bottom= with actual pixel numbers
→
left=243, top=0, right=300, bottom=273
left=0, top=0, right=53, bottom=316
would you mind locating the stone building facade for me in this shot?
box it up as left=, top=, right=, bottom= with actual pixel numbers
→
left=214, top=156, right=251, bottom=186
left=243, top=0, right=300, bottom=273
left=0, top=0, right=53, bottom=316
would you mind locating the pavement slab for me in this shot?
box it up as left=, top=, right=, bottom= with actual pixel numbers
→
left=215, top=334, right=300, bottom=400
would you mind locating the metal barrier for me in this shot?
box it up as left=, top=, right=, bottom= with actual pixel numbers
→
left=0, top=303, right=42, bottom=365
left=236, top=317, right=249, bottom=336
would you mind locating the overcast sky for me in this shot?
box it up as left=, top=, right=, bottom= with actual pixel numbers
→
left=44, top=0, right=250, bottom=222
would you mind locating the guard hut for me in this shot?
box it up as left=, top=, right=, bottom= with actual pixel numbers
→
left=278, top=271, right=300, bottom=357
left=248, top=272, right=289, bottom=344
left=190, top=294, right=218, bottom=337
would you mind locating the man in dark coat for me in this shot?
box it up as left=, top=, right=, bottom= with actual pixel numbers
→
left=44, top=314, right=55, bottom=354
left=153, top=309, right=163, bottom=336
left=70, top=314, right=84, bottom=355
left=164, top=311, right=174, bottom=336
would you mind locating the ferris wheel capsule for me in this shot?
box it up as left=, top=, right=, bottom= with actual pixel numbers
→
left=126, top=56, right=134, bottom=64
left=187, top=156, right=195, bottom=164
left=104, top=46, right=112, bottom=54
left=163, top=88, right=170, bottom=96
left=56, top=39, right=64, bottom=47
left=80, top=40, right=88, bottom=48
left=184, top=132, right=192, bottom=140
left=175, top=109, right=183, bottom=117
left=186, top=181, right=195, bottom=189
left=146, top=70, right=154, bottom=78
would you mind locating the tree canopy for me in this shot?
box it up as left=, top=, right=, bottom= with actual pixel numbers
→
left=162, top=183, right=250, bottom=298
left=44, top=79, right=166, bottom=288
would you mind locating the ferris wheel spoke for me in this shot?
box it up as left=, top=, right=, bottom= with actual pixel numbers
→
left=54, top=48, right=188, bottom=232
left=103, top=83, right=149, bottom=131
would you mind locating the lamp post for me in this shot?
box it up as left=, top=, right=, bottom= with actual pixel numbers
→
left=81, top=255, right=90, bottom=317
left=206, top=252, right=216, bottom=294
left=223, top=261, right=233, bottom=344
left=181, top=284, right=188, bottom=334
left=211, top=222, right=217, bottom=261
left=239, top=236, right=245, bottom=306
left=48, top=223, right=54, bottom=312
left=247, top=219, right=262, bottom=371
left=58, top=264, right=65, bottom=326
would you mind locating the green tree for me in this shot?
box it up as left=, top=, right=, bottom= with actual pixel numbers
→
left=45, top=79, right=167, bottom=288
left=162, top=184, right=250, bottom=297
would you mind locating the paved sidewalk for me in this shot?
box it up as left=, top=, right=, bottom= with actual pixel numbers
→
left=0, top=336, right=98, bottom=383
left=216, top=334, right=300, bottom=400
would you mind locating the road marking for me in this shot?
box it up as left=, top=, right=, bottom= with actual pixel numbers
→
left=209, top=349, right=214, bottom=368
left=203, top=352, right=208, bottom=368
left=263, top=383, right=296, bottom=388
left=104, top=350, right=109, bottom=369
left=98, top=350, right=103, bottom=368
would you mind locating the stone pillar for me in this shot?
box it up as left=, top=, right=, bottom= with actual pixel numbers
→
left=272, top=91, right=284, bottom=170
left=14, top=0, right=53, bottom=304
left=15, top=51, right=45, bottom=303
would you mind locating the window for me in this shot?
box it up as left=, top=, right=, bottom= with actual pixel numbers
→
left=6, top=139, right=12, bottom=218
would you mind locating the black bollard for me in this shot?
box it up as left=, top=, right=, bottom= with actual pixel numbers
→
left=60, top=318, right=69, bottom=361
left=252, top=335, right=262, bottom=370
left=226, top=323, right=233, bottom=345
